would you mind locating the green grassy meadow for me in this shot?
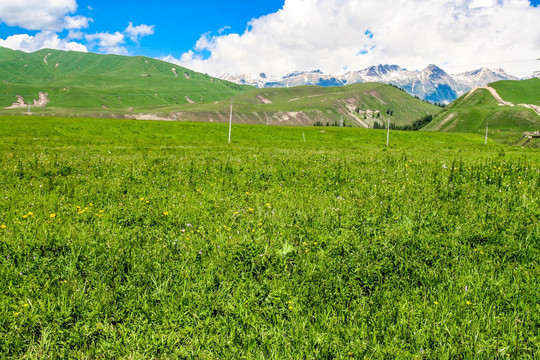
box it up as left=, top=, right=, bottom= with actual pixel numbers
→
left=1, top=115, right=540, bottom=358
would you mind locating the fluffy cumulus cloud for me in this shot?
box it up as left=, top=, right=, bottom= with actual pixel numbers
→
left=0, top=31, right=87, bottom=52
left=64, top=15, right=93, bottom=30
left=0, top=0, right=154, bottom=55
left=125, top=22, right=155, bottom=42
left=0, top=0, right=78, bottom=31
left=85, top=32, right=127, bottom=54
left=176, top=0, right=540, bottom=77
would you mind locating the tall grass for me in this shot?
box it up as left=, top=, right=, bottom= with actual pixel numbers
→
left=1, top=116, right=539, bottom=358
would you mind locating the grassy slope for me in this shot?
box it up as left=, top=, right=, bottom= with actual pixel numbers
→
left=491, top=78, right=540, bottom=105
left=1, top=116, right=540, bottom=358
left=171, top=83, right=439, bottom=127
left=0, top=47, right=250, bottom=110
left=424, top=79, right=540, bottom=144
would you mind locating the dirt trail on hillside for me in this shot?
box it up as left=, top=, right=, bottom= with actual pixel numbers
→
left=518, top=104, right=540, bottom=117
left=256, top=95, right=272, bottom=104
left=465, top=86, right=540, bottom=117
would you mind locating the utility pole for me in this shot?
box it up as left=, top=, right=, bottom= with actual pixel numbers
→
left=228, top=98, right=233, bottom=144
left=485, top=121, right=488, bottom=145
left=386, top=111, right=392, bottom=147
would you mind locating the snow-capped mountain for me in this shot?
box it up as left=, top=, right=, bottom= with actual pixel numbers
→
left=220, top=65, right=519, bottom=104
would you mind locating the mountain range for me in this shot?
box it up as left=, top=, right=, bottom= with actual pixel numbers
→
left=220, top=65, right=520, bottom=104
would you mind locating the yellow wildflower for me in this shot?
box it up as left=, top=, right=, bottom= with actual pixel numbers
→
left=163, top=211, right=169, bottom=216
left=49, top=214, right=56, bottom=218
left=0, top=224, right=6, bottom=229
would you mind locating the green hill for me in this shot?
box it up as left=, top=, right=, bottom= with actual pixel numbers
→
left=167, top=83, right=439, bottom=127
left=491, top=78, right=540, bottom=105
left=0, top=47, right=250, bottom=111
left=424, top=78, right=540, bottom=142
left=0, top=47, right=439, bottom=125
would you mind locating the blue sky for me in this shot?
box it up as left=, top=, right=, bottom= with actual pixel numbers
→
left=72, top=0, right=286, bottom=58
left=0, top=0, right=285, bottom=58
left=0, top=0, right=539, bottom=77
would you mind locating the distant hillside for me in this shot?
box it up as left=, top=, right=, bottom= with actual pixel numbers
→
left=163, top=83, right=439, bottom=127
left=423, top=78, right=540, bottom=138
left=0, top=47, right=251, bottom=112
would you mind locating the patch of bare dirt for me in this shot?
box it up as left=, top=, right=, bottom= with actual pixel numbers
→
left=185, top=96, right=195, bottom=104
left=7, top=96, right=25, bottom=109
left=5, top=92, right=49, bottom=109
left=132, top=114, right=173, bottom=121
left=433, top=113, right=456, bottom=131
left=256, top=95, right=272, bottom=104
left=369, top=91, right=386, bottom=104
left=172, top=68, right=178, bottom=77
left=34, top=92, right=49, bottom=107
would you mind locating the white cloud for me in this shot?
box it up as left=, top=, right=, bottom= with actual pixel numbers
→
left=85, top=31, right=127, bottom=54
left=124, top=22, right=155, bottom=42
left=0, top=1, right=155, bottom=57
left=0, top=31, right=87, bottom=52
left=64, top=15, right=92, bottom=30
left=0, top=0, right=77, bottom=31
left=177, top=0, right=540, bottom=78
